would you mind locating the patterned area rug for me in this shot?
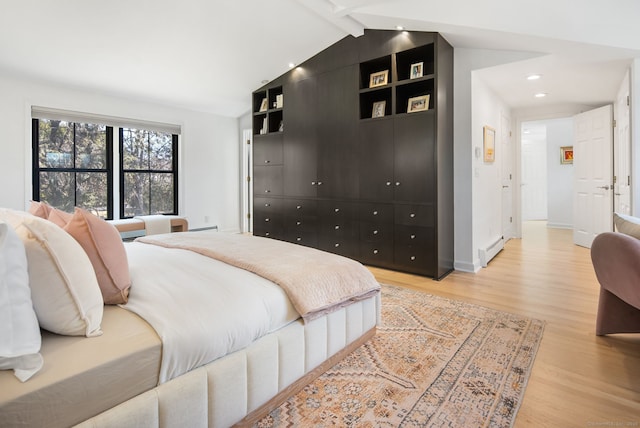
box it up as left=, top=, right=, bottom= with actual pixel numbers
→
left=255, top=284, right=545, bottom=428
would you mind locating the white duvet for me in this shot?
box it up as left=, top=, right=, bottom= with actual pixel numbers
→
left=122, top=242, right=299, bottom=384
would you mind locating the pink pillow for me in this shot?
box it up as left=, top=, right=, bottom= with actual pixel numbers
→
left=64, top=208, right=131, bottom=304
left=28, top=201, right=52, bottom=219
left=48, top=208, right=73, bottom=228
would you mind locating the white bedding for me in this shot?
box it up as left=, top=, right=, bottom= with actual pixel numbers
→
left=122, top=242, right=299, bottom=384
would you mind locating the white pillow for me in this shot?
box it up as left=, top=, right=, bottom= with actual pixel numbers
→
left=0, top=209, right=103, bottom=337
left=0, top=221, right=43, bottom=382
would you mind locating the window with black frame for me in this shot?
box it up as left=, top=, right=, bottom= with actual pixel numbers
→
left=32, top=118, right=113, bottom=219
left=120, top=128, right=178, bottom=218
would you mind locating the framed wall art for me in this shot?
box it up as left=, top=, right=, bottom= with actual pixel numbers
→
left=483, top=125, right=495, bottom=163
left=560, top=146, right=573, bottom=164
left=369, top=70, right=389, bottom=88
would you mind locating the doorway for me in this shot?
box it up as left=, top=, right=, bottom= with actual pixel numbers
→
left=520, top=118, right=575, bottom=231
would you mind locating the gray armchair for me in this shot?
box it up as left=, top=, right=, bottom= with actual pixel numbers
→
left=591, top=232, right=640, bottom=335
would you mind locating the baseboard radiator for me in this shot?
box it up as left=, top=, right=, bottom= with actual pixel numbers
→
left=479, top=237, right=505, bottom=267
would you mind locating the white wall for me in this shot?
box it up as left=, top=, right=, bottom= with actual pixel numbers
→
left=471, top=74, right=511, bottom=269
left=545, top=118, right=574, bottom=228
left=0, top=71, right=241, bottom=232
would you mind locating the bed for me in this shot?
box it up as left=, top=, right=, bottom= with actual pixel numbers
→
left=0, top=206, right=381, bottom=427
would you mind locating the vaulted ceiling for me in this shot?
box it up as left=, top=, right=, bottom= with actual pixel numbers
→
left=1, top=0, right=638, bottom=117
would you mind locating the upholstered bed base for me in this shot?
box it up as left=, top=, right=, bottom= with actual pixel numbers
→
left=75, top=293, right=380, bottom=428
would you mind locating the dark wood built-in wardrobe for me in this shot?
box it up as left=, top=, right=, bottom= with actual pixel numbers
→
left=252, top=30, right=453, bottom=279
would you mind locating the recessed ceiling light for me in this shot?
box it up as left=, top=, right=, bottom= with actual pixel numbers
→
left=527, top=74, right=542, bottom=81
left=396, top=25, right=404, bottom=31
left=261, top=79, right=269, bottom=84
left=534, top=92, right=547, bottom=98
left=288, top=63, right=295, bottom=69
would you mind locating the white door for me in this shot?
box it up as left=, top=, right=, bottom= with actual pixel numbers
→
left=614, top=72, right=631, bottom=215
left=241, top=129, right=253, bottom=233
left=501, top=112, right=514, bottom=241
left=573, top=105, right=613, bottom=248
left=521, top=123, right=547, bottom=221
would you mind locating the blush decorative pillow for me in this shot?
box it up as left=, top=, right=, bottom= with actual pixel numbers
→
left=64, top=208, right=131, bottom=304
left=28, top=201, right=52, bottom=219
left=0, top=221, right=44, bottom=382
left=0, top=209, right=103, bottom=337
left=48, top=207, right=73, bottom=228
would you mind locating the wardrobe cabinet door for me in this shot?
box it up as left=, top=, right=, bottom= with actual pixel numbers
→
left=253, top=165, right=283, bottom=196
left=393, top=113, right=435, bottom=203
left=253, top=134, right=283, bottom=166
left=359, top=119, right=394, bottom=201
left=316, top=66, right=359, bottom=199
left=284, top=78, right=318, bottom=198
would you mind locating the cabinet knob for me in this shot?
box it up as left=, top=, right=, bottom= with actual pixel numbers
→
left=334, top=208, right=340, bottom=213
left=396, top=182, right=401, bottom=186
left=311, top=181, right=316, bottom=185
left=265, top=232, right=270, bottom=237
left=410, top=213, right=416, bottom=218
left=373, top=249, right=378, bottom=254
left=264, top=160, right=270, bottom=164
left=296, top=237, right=302, bottom=242
left=335, top=225, right=340, bottom=230
left=386, top=181, right=391, bottom=186
left=410, top=234, right=416, bottom=239
left=373, top=230, right=378, bottom=235
left=296, top=221, right=301, bottom=225
left=317, top=181, right=323, bottom=185
left=264, top=190, right=271, bottom=193
left=265, top=203, right=270, bottom=207
left=373, top=211, right=378, bottom=215
left=265, top=218, right=270, bottom=222
left=410, top=256, right=416, bottom=261
left=334, top=243, right=340, bottom=247
left=296, top=205, right=301, bottom=209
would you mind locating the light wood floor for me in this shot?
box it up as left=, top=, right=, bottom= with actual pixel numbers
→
left=368, top=221, right=640, bottom=427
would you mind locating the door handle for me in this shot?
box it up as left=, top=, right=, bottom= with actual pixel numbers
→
left=597, top=185, right=610, bottom=190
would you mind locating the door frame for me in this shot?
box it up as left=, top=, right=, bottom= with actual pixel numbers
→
left=241, top=129, right=253, bottom=234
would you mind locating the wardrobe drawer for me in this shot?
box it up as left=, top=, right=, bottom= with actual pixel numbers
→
left=394, top=204, right=434, bottom=227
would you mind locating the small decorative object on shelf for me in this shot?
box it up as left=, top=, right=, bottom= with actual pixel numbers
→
left=260, top=117, right=268, bottom=134
left=278, top=120, right=284, bottom=132
left=407, top=95, right=429, bottom=113
left=372, top=101, right=386, bottom=118
left=259, top=98, right=268, bottom=112
left=410, top=62, right=424, bottom=79
left=276, top=94, right=283, bottom=108
left=369, top=70, right=389, bottom=88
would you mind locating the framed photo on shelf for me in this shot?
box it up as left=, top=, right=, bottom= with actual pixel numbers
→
left=372, top=101, right=386, bottom=118
left=407, top=95, right=429, bottom=113
left=275, top=94, right=283, bottom=108
left=259, top=98, right=268, bottom=112
left=410, top=62, right=424, bottom=79
left=483, top=125, right=495, bottom=163
left=560, top=146, right=573, bottom=164
left=369, top=70, right=389, bottom=88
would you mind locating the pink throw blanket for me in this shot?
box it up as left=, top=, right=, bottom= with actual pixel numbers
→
left=136, top=232, right=381, bottom=320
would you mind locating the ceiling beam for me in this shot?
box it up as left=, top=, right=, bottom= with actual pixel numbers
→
left=296, top=0, right=366, bottom=37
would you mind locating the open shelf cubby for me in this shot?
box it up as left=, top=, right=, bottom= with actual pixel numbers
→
left=359, top=87, right=392, bottom=119
left=359, top=55, right=392, bottom=90
left=396, top=44, right=434, bottom=82
left=396, top=79, right=434, bottom=114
